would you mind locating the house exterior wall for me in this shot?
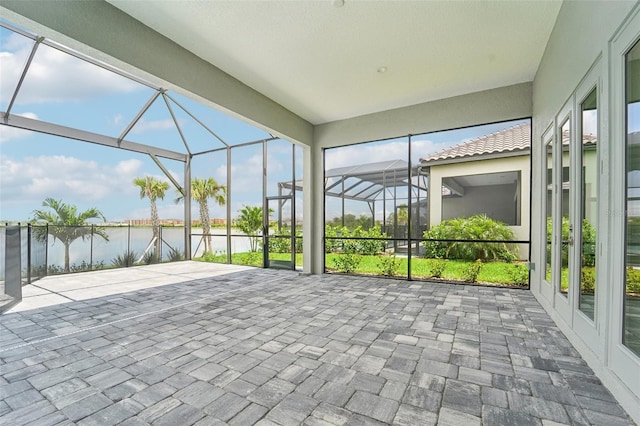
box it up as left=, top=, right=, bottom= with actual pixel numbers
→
left=429, top=155, right=531, bottom=245
left=584, top=148, right=598, bottom=229
left=441, top=183, right=518, bottom=224
left=532, top=1, right=639, bottom=422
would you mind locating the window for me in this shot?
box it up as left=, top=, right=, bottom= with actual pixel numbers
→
left=624, top=37, right=640, bottom=356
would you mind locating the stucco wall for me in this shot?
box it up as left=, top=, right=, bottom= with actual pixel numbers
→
left=315, top=83, right=532, bottom=149
left=429, top=155, right=531, bottom=241
left=531, top=1, right=639, bottom=421
left=442, top=183, right=518, bottom=225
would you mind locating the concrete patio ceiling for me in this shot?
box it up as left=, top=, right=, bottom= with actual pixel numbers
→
left=106, top=0, right=562, bottom=125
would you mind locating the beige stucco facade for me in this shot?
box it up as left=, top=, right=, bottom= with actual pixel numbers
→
left=429, top=156, right=530, bottom=236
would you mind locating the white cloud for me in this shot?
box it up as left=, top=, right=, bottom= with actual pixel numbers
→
left=0, top=112, right=39, bottom=143
left=0, top=155, right=145, bottom=207
left=111, top=113, right=124, bottom=126
left=582, top=110, right=598, bottom=137
left=228, top=153, right=264, bottom=194
left=0, top=32, right=141, bottom=105
left=325, top=139, right=441, bottom=170
left=132, top=118, right=176, bottom=134
left=114, top=159, right=144, bottom=175
left=3, top=32, right=33, bottom=51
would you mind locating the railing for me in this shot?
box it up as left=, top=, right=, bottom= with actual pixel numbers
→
left=0, top=224, right=187, bottom=312
left=1, top=224, right=47, bottom=312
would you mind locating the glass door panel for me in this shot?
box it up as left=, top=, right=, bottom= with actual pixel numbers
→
left=624, top=38, right=640, bottom=357
left=545, top=135, right=554, bottom=284
left=265, top=196, right=294, bottom=270
left=560, top=118, right=572, bottom=297
left=579, top=88, right=598, bottom=320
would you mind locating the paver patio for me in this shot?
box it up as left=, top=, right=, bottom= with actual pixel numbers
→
left=0, top=263, right=635, bottom=425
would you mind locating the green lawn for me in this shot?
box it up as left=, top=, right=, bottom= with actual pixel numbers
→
left=195, top=251, right=303, bottom=268
left=194, top=251, right=530, bottom=288
left=325, top=253, right=527, bottom=286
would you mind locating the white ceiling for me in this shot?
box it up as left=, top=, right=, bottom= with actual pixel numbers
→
left=107, top=0, right=562, bottom=125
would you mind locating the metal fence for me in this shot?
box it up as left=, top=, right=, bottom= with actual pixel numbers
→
left=0, top=224, right=187, bottom=312
left=1, top=225, right=47, bottom=312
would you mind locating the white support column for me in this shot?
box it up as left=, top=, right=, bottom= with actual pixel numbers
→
left=304, top=143, right=324, bottom=274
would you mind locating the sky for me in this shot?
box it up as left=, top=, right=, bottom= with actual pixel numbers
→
left=0, top=23, right=288, bottom=223
left=1, top=19, right=635, bottom=224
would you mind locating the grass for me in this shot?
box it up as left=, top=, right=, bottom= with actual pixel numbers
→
left=207, top=251, right=631, bottom=294
left=194, top=251, right=303, bottom=268
left=195, top=251, right=528, bottom=287
left=325, top=253, right=527, bottom=286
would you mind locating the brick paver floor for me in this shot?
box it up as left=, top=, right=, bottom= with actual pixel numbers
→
left=0, top=266, right=635, bottom=425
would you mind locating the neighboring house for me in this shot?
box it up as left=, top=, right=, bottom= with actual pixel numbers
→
left=419, top=122, right=600, bottom=260
left=420, top=122, right=532, bottom=256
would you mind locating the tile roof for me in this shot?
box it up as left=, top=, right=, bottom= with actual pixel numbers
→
left=420, top=122, right=531, bottom=163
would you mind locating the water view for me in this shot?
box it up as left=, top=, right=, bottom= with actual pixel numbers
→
left=0, top=226, right=254, bottom=278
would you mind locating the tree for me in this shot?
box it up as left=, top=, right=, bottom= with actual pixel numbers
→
left=32, top=198, right=108, bottom=272
left=236, top=205, right=269, bottom=252
left=387, top=204, right=409, bottom=227
left=327, top=214, right=374, bottom=230
left=134, top=176, right=170, bottom=257
left=176, top=177, right=226, bottom=254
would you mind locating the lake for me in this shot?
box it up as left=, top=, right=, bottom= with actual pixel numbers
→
left=0, top=226, right=254, bottom=275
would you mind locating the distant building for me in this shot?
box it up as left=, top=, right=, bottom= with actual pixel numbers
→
left=420, top=122, right=531, bottom=245
left=124, top=218, right=227, bottom=226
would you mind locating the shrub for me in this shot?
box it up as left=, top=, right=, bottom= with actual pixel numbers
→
left=324, top=224, right=341, bottom=253
left=47, top=261, right=104, bottom=274
left=200, top=251, right=227, bottom=263
left=581, top=267, right=595, bottom=294
left=377, top=254, right=401, bottom=276
left=69, top=260, right=103, bottom=272
left=461, top=260, right=483, bottom=282
left=422, top=215, right=518, bottom=262
left=238, top=251, right=262, bottom=267
left=112, top=250, right=137, bottom=267
left=582, top=221, right=596, bottom=267
left=332, top=253, right=362, bottom=273
left=547, top=217, right=596, bottom=267
left=352, top=226, right=387, bottom=255
left=47, top=264, right=64, bottom=275
left=325, top=225, right=388, bottom=255
left=268, top=227, right=303, bottom=253
left=142, top=251, right=159, bottom=265
left=428, top=259, right=447, bottom=278
left=508, top=263, right=529, bottom=287
left=168, top=247, right=184, bottom=261
left=626, top=267, right=640, bottom=294
left=30, top=265, right=47, bottom=278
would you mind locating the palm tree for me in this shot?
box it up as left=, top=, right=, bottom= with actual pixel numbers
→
left=176, top=177, right=226, bottom=254
left=133, top=176, right=170, bottom=257
left=236, top=205, right=269, bottom=252
left=32, top=198, right=108, bottom=272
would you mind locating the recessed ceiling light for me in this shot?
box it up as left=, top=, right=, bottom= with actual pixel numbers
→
left=333, top=0, right=345, bottom=8
left=377, top=66, right=388, bottom=73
